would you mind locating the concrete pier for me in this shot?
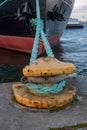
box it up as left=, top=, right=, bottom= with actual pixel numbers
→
left=0, top=77, right=87, bottom=130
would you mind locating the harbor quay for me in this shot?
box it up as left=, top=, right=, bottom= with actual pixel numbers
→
left=0, top=77, right=87, bottom=130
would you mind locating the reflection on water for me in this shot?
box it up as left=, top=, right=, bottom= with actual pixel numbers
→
left=0, top=43, right=64, bottom=83
left=0, top=25, right=87, bottom=83
left=0, top=38, right=87, bottom=83
left=0, top=64, right=24, bottom=83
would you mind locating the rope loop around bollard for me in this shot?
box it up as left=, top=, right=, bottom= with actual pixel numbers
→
left=26, top=80, right=66, bottom=94
left=26, top=0, right=65, bottom=95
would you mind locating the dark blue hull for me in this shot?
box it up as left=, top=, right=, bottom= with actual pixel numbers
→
left=0, top=0, right=75, bottom=37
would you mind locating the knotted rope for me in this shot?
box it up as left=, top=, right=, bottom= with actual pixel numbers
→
left=30, top=0, right=54, bottom=64
left=26, top=0, right=66, bottom=94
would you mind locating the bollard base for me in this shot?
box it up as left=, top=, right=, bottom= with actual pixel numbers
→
left=12, top=83, right=76, bottom=109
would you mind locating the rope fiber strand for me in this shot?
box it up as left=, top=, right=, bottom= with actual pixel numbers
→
left=30, top=0, right=54, bottom=64
left=0, top=0, right=8, bottom=7
left=26, top=0, right=66, bottom=94
left=26, top=80, right=66, bottom=94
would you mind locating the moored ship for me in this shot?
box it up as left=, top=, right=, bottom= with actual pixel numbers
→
left=66, top=18, right=84, bottom=29
left=0, top=0, right=75, bottom=54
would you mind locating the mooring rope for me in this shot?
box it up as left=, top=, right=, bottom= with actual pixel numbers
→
left=26, top=0, right=66, bottom=94
left=30, top=0, right=54, bottom=65
left=0, top=0, right=8, bottom=7
left=26, top=80, right=66, bottom=94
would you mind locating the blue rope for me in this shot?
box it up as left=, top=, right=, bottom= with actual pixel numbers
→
left=0, top=0, right=8, bottom=7
left=26, top=0, right=65, bottom=94
left=41, top=30, right=54, bottom=57
left=26, top=80, right=66, bottom=94
left=30, top=18, right=43, bottom=64
left=30, top=0, right=54, bottom=64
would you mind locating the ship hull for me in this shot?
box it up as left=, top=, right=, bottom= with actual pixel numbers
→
left=0, top=0, right=75, bottom=54
left=0, top=34, right=62, bottom=54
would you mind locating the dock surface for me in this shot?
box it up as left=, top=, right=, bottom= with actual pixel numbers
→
left=0, top=77, right=87, bottom=130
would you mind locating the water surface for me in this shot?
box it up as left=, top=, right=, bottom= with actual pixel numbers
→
left=0, top=24, right=87, bottom=83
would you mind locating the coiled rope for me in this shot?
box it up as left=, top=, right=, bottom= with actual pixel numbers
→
left=26, top=0, right=66, bottom=94
left=26, top=80, right=66, bottom=94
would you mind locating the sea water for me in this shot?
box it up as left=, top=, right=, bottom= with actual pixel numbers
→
left=61, top=24, right=87, bottom=77
left=0, top=24, right=87, bottom=83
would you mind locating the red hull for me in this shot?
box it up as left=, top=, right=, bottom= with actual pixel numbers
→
left=0, top=34, right=62, bottom=55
